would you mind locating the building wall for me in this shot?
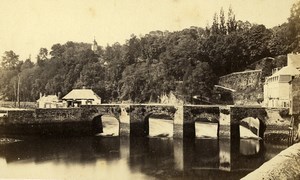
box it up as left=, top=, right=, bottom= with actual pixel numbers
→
left=288, top=54, right=300, bottom=69
left=291, top=76, right=300, bottom=114
left=38, top=101, right=66, bottom=108
left=65, top=99, right=101, bottom=107
left=264, top=80, right=290, bottom=108
left=264, top=67, right=296, bottom=108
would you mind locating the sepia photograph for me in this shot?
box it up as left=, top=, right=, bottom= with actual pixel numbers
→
left=0, top=0, right=300, bottom=179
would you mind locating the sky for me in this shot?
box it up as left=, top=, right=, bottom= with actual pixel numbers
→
left=0, top=0, right=297, bottom=61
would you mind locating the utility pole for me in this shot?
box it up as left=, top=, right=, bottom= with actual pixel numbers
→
left=17, top=74, right=20, bottom=108
left=14, top=80, right=17, bottom=107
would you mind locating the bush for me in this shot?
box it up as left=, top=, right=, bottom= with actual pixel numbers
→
left=279, top=108, right=290, bottom=118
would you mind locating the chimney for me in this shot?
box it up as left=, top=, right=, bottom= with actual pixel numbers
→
left=272, top=68, right=276, bottom=75
left=58, top=92, right=62, bottom=100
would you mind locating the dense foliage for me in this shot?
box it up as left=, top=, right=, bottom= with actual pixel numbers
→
left=1, top=2, right=300, bottom=104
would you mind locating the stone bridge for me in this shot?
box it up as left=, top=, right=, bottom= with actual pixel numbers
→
left=0, top=104, right=268, bottom=139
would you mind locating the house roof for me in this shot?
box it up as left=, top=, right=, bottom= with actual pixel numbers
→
left=37, top=95, right=58, bottom=102
left=271, top=65, right=300, bottom=77
left=62, top=89, right=101, bottom=100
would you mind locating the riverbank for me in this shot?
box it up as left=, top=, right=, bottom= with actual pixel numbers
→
left=242, top=142, right=300, bottom=180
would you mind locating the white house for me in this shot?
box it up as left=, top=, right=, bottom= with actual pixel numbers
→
left=264, top=53, right=300, bottom=108
left=62, top=88, right=101, bottom=107
left=37, top=94, right=61, bottom=108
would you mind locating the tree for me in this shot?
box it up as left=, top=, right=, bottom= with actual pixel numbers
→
left=49, top=44, right=64, bottom=58
left=124, top=35, right=142, bottom=65
left=211, top=13, right=219, bottom=35
left=288, top=0, right=300, bottom=52
left=1, top=51, right=20, bottom=70
left=0, top=51, right=22, bottom=106
left=268, top=23, right=292, bottom=55
left=227, top=6, right=237, bottom=34
left=37, top=48, right=48, bottom=66
left=244, top=24, right=272, bottom=64
left=219, top=8, right=227, bottom=35
left=21, top=59, right=34, bottom=71
left=182, top=62, right=217, bottom=103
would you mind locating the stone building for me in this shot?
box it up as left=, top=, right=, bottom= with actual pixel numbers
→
left=62, top=88, right=101, bottom=107
left=264, top=53, right=300, bottom=108
left=37, top=94, right=64, bottom=108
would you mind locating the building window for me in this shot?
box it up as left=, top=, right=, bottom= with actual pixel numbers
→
left=280, top=75, right=291, bottom=82
left=86, top=100, right=92, bottom=105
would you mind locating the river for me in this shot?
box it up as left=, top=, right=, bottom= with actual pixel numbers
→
left=0, top=116, right=288, bottom=180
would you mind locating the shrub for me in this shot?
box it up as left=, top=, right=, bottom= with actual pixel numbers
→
left=279, top=108, right=290, bottom=118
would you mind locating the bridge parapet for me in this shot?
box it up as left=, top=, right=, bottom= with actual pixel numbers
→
left=80, top=105, right=121, bottom=119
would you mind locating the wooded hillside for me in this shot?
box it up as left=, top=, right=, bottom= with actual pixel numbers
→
left=1, top=2, right=300, bottom=104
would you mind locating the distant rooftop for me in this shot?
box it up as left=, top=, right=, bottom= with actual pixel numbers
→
left=37, top=95, right=58, bottom=102
left=270, top=65, right=300, bottom=77
left=62, top=89, right=101, bottom=100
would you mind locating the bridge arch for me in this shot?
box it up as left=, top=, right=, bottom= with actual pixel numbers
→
left=230, top=107, right=267, bottom=141
left=146, top=113, right=174, bottom=137
left=129, top=105, right=176, bottom=137
left=91, top=114, right=120, bottom=136
left=195, top=116, right=220, bottom=138
left=80, top=105, right=122, bottom=136
left=183, top=106, right=220, bottom=138
left=240, top=117, right=266, bottom=139
left=92, top=115, right=103, bottom=134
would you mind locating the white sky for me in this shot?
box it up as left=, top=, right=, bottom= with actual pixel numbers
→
left=0, top=0, right=297, bottom=61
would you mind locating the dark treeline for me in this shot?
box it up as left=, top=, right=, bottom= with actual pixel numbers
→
left=1, top=2, right=300, bottom=104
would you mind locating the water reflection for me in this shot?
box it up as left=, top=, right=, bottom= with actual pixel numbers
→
left=240, top=139, right=261, bottom=156
left=0, top=136, right=287, bottom=180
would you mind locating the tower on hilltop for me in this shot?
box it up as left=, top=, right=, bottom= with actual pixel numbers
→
left=91, top=37, right=98, bottom=52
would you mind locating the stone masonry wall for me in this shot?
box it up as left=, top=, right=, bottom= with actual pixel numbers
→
left=218, top=70, right=263, bottom=105
left=0, top=105, right=288, bottom=139
left=219, top=70, right=262, bottom=91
